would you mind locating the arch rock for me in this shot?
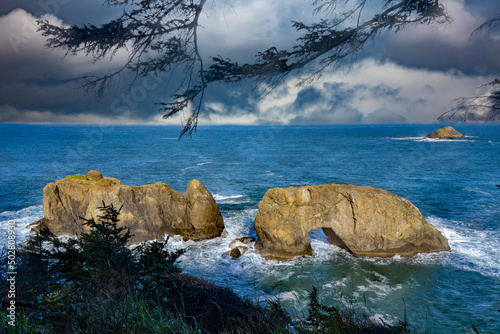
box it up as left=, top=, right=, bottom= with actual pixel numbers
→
left=254, top=184, right=450, bottom=259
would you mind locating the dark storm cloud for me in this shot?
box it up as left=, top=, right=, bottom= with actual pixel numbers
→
left=0, top=1, right=315, bottom=124
left=289, top=107, right=363, bottom=124
left=0, top=0, right=498, bottom=125
left=385, top=35, right=500, bottom=75
left=384, top=0, right=500, bottom=76
left=290, top=83, right=363, bottom=124
left=0, top=0, right=119, bottom=25
left=287, top=82, right=407, bottom=124
left=293, top=87, right=323, bottom=109
left=322, top=82, right=360, bottom=102
left=0, top=8, right=195, bottom=123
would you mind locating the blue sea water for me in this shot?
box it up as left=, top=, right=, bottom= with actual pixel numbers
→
left=0, top=123, right=499, bottom=333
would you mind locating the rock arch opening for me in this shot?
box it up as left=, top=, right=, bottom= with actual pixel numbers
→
left=322, top=227, right=352, bottom=253
left=308, top=227, right=352, bottom=254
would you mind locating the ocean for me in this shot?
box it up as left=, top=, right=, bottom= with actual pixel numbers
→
left=0, top=123, right=499, bottom=333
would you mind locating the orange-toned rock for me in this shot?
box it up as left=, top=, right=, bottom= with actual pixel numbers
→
left=254, top=184, right=450, bottom=259
left=426, top=126, right=465, bottom=139
left=33, top=171, right=224, bottom=244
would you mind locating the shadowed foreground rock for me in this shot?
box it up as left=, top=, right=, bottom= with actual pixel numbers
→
left=426, top=126, right=465, bottom=139
left=33, top=171, right=224, bottom=244
left=254, top=184, right=450, bottom=259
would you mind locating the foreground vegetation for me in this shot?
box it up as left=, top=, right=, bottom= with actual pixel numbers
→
left=1, top=203, right=413, bottom=333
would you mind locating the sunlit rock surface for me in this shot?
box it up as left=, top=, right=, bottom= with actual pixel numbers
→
left=426, top=126, right=465, bottom=139
left=254, top=184, right=450, bottom=259
left=33, top=171, right=224, bottom=244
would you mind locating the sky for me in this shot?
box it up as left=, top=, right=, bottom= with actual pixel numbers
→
left=0, top=0, right=498, bottom=126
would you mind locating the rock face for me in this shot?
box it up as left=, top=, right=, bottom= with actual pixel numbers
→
left=223, top=237, right=256, bottom=259
left=229, top=237, right=256, bottom=249
left=34, top=171, right=224, bottom=244
left=426, top=126, right=465, bottom=139
left=254, top=184, right=450, bottom=259
left=222, top=246, right=249, bottom=260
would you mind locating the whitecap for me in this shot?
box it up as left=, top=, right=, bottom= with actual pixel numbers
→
left=464, top=187, right=491, bottom=196
left=213, top=194, right=245, bottom=201
left=0, top=205, right=43, bottom=245
left=272, top=291, right=300, bottom=303
left=181, top=161, right=213, bottom=172
left=428, top=216, right=500, bottom=278
left=180, top=166, right=198, bottom=171
left=387, top=137, right=424, bottom=141
left=357, top=281, right=403, bottom=299
left=164, top=208, right=257, bottom=266
left=388, top=136, right=475, bottom=143
left=213, top=194, right=251, bottom=204
left=415, top=137, right=473, bottom=143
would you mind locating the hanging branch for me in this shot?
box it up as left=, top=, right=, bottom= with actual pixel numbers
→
left=440, top=14, right=500, bottom=121
left=39, top=0, right=449, bottom=137
left=205, top=0, right=448, bottom=95
left=440, top=83, right=500, bottom=121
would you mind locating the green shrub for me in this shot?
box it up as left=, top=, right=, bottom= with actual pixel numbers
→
left=0, top=202, right=187, bottom=332
left=158, top=272, right=291, bottom=333
left=301, top=286, right=413, bottom=334
left=0, top=202, right=415, bottom=333
left=135, top=238, right=185, bottom=284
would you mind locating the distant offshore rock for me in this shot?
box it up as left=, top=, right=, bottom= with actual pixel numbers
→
left=254, top=184, right=450, bottom=259
left=33, top=170, right=224, bottom=244
left=426, top=126, right=465, bottom=139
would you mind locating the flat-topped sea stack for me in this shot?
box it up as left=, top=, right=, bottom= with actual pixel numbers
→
left=33, top=171, right=224, bottom=244
left=254, top=184, right=450, bottom=259
left=426, top=126, right=465, bottom=139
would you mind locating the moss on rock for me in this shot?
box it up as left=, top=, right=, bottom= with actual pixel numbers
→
left=62, top=174, right=85, bottom=181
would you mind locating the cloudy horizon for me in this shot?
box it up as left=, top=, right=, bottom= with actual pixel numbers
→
left=0, top=0, right=498, bottom=127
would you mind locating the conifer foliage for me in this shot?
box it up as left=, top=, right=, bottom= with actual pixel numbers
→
left=3, top=202, right=187, bottom=332
left=1, top=202, right=416, bottom=333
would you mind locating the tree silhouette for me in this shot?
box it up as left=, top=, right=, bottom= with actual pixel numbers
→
left=440, top=15, right=500, bottom=122
left=38, top=0, right=449, bottom=136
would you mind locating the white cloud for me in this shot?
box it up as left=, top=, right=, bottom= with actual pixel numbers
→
left=205, top=59, right=492, bottom=124
left=313, top=59, right=493, bottom=123
left=0, top=9, right=128, bottom=80
left=199, top=0, right=312, bottom=62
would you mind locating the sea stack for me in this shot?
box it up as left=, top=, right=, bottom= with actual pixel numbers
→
left=33, top=171, right=224, bottom=244
left=426, top=126, right=465, bottom=139
left=254, top=184, right=450, bottom=259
